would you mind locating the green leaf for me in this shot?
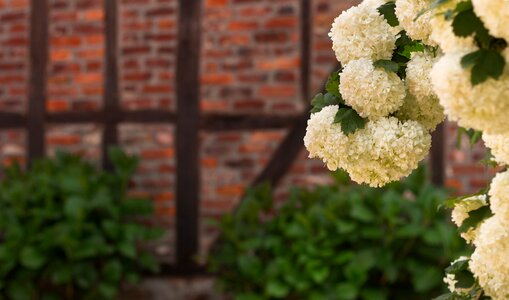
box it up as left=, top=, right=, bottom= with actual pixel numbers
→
left=336, top=283, right=358, bottom=300
left=373, top=60, right=400, bottom=73
left=455, top=270, right=475, bottom=289
left=377, top=2, right=399, bottom=27
left=446, top=258, right=469, bottom=275
left=51, top=265, right=73, bottom=284
left=64, top=196, right=86, bottom=218
left=310, top=93, right=342, bottom=114
left=470, top=49, right=505, bottom=85
left=103, top=260, right=122, bottom=283
left=452, top=9, right=482, bottom=37
left=98, top=283, right=118, bottom=299
left=265, top=281, right=289, bottom=298
left=334, top=108, right=367, bottom=135
left=310, top=266, right=329, bottom=284
left=20, top=247, right=46, bottom=269
left=400, top=43, right=425, bottom=59
left=326, top=71, right=342, bottom=99
left=118, top=242, right=137, bottom=258
left=459, top=205, right=493, bottom=233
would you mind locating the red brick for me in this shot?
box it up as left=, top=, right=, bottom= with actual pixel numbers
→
left=259, top=85, right=296, bottom=98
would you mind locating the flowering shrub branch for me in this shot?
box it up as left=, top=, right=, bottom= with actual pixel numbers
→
left=306, top=0, right=509, bottom=298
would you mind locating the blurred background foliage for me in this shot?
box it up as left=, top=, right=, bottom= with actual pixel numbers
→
left=0, top=149, right=162, bottom=300
left=209, top=166, right=468, bottom=300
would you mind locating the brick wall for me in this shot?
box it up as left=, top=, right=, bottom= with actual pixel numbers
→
left=0, top=1, right=498, bottom=297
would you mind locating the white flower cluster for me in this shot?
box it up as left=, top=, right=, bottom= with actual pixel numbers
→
left=428, top=0, right=477, bottom=53
left=483, top=133, right=509, bottom=166
left=394, top=0, right=434, bottom=45
left=305, top=0, right=447, bottom=187
left=448, top=172, right=509, bottom=299
left=340, top=58, right=405, bottom=119
left=304, top=106, right=431, bottom=188
left=472, top=0, right=509, bottom=42
left=329, top=1, right=399, bottom=65
left=431, top=52, right=509, bottom=134
left=398, top=52, right=445, bottom=130
left=451, top=195, right=487, bottom=243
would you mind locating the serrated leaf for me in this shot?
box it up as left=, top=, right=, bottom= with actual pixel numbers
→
left=470, top=49, right=505, bottom=85
left=400, top=43, right=425, bottom=59
left=377, top=2, right=399, bottom=27
left=455, top=271, right=475, bottom=289
left=452, top=9, right=482, bottom=37
left=326, top=71, right=342, bottom=99
left=459, top=205, right=493, bottom=233
left=310, top=93, right=341, bottom=114
left=461, top=50, right=483, bottom=68
left=445, top=258, right=469, bottom=274
left=334, top=108, right=366, bottom=135
left=373, top=60, right=400, bottom=73
left=20, top=247, right=46, bottom=270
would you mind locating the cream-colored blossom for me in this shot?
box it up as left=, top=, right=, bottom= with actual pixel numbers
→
left=488, top=171, right=509, bottom=216
left=431, top=52, right=509, bottom=134
left=398, top=52, right=444, bottom=131
left=472, top=0, right=509, bottom=42
left=303, top=106, right=350, bottom=171
left=451, top=195, right=487, bottom=243
left=429, top=0, right=477, bottom=53
left=483, top=133, right=509, bottom=166
left=362, top=0, right=391, bottom=9
left=470, top=214, right=509, bottom=300
left=346, top=117, right=431, bottom=187
left=329, top=2, right=399, bottom=65
left=304, top=108, right=431, bottom=187
left=340, top=58, right=405, bottom=119
left=395, top=0, right=435, bottom=45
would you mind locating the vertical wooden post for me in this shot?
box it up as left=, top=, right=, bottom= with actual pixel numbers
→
left=431, top=123, right=445, bottom=186
left=102, top=0, right=120, bottom=170
left=176, top=0, right=201, bottom=271
left=300, top=0, right=312, bottom=104
left=28, top=0, right=49, bottom=163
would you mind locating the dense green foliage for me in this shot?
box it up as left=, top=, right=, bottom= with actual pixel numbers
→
left=209, top=167, right=467, bottom=300
left=0, top=149, right=162, bottom=300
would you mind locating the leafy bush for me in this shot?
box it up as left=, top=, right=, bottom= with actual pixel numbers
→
left=0, top=149, right=162, bottom=300
left=209, top=167, right=467, bottom=300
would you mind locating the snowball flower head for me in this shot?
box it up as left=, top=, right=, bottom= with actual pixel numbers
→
left=398, top=52, right=444, bottom=131
left=488, top=171, right=509, bottom=216
left=340, top=58, right=405, bottom=119
left=470, top=214, right=509, bottom=300
left=483, top=133, right=509, bottom=166
left=304, top=108, right=431, bottom=187
left=472, top=0, right=509, bottom=42
left=329, top=2, right=399, bottom=65
left=395, top=0, right=435, bottom=45
left=431, top=52, right=509, bottom=134
left=303, top=106, right=350, bottom=171
left=344, top=117, right=431, bottom=187
left=451, top=195, right=487, bottom=243
left=429, top=0, right=477, bottom=53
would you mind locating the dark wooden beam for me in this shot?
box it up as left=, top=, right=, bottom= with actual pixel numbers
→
left=175, top=0, right=201, bottom=271
left=0, top=113, right=25, bottom=129
left=102, top=0, right=120, bottom=170
left=252, top=113, right=309, bottom=187
left=201, top=114, right=302, bottom=131
left=430, top=122, right=445, bottom=186
left=300, top=0, right=312, bottom=103
left=28, top=0, right=49, bottom=163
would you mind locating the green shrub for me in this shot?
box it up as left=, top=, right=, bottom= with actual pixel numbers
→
left=209, top=167, right=467, bottom=300
left=0, top=149, right=163, bottom=300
